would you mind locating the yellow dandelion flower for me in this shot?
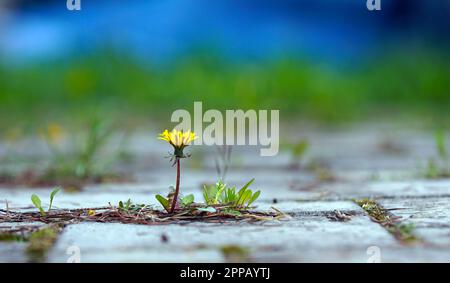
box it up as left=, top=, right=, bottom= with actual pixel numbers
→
left=158, top=129, right=197, bottom=158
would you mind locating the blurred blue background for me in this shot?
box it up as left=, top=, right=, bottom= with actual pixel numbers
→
left=2, top=0, right=449, bottom=63
left=0, top=0, right=449, bottom=128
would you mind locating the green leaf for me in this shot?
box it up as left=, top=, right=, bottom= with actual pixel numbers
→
left=48, top=187, right=61, bottom=212
left=236, top=190, right=245, bottom=207
left=31, top=194, right=41, bottom=208
left=239, top=190, right=252, bottom=207
left=155, top=195, right=170, bottom=212
left=202, top=186, right=210, bottom=204
left=240, top=178, right=255, bottom=191
left=203, top=185, right=218, bottom=205
left=125, top=199, right=132, bottom=209
left=222, top=186, right=236, bottom=203
left=31, top=194, right=45, bottom=216
left=227, top=187, right=237, bottom=202
left=50, top=188, right=60, bottom=201
left=181, top=194, right=195, bottom=206
left=213, top=181, right=226, bottom=204
left=197, top=207, right=216, bottom=213
left=234, top=179, right=255, bottom=207
left=247, top=190, right=261, bottom=207
left=202, top=188, right=210, bottom=204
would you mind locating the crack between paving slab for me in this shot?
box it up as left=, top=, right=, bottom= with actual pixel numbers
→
left=0, top=223, right=65, bottom=263
left=286, top=210, right=364, bottom=218
left=353, top=198, right=422, bottom=245
left=26, top=223, right=65, bottom=263
left=366, top=194, right=450, bottom=200
left=263, top=193, right=450, bottom=203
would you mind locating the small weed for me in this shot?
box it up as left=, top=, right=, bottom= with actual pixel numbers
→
left=287, top=139, right=309, bottom=169
left=389, top=223, right=418, bottom=243
left=314, top=167, right=336, bottom=182
left=354, top=198, right=390, bottom=222
left=150, top=178, right=274, bottom=220
left=305, top=158, right=336, bottom=182
left=31, top=187, right=61, bottom=216
left=423, top=130, right=450, bottom=179
left=0, top=233, right=25, bottom=242
left=291, top=139, right=309, bottom=161
left=118, top=199, right=150, bottom=213
left=155, top=194, right=170, bottom=212
left=203, top=179, right=260, bottom=209
left=155, top=179, right=261, bottom=215
left=26, top=225, right=62, bottom=262
left=424, top=158, right=450, bottom=179
left=155, top=187, right=196, bottom=212
left=354, top=198, right=419, bottom=244
left=180, top=194, right=195, bottom=207
left=38, top=118, right=130, bottom=189
left=1, top=119, right=131, bottom=189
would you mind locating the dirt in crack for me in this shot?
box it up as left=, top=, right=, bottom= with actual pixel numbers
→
left=353, top=198, right=420, bottom=245
left=0, top=224, right=64, bottom=263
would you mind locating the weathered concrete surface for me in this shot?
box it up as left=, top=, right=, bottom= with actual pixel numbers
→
left=2, top=126, right=450, bottom=262
left=378, top=197, right=450, bottom=247
left=0, top=242, right=28, bottom=263
left=48, top=213, right=395, bottom=263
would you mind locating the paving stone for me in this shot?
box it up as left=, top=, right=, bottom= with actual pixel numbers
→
left=316, top=180, right=450, bottom=200
left=378, top=197, right=450, bottom=248
left=0, top=242, right=28, bottom=263
left=48, top=213, right=396, bottom=263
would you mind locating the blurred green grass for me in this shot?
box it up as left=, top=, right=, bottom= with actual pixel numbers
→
left=0, top=46, right=449, bottom=133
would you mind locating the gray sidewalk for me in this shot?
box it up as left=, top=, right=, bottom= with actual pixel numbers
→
left=1, top=126, right=450, bottom=262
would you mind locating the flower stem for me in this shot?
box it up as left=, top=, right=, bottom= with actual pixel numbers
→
left=170, top=158, right=181, bottom=213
